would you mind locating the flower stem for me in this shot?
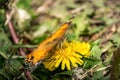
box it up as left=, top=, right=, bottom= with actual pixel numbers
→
left=5, top=11, right=33, bottom=80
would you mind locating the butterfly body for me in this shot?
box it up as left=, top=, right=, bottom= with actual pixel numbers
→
left=26, top=16, right=74, bottom=65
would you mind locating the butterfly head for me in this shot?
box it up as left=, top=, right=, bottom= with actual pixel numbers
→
left=25, top=54, right=42, bottom=71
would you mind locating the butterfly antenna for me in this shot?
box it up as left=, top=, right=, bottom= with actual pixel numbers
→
left=67, top=14, right=76, bottom=24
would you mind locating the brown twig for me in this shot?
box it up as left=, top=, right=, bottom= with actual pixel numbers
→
left=5, top=11, right=25, bottom=56
left=5, top=11, right=33, bottom=80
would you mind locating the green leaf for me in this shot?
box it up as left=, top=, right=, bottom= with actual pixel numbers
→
left=0, top=69, right=10, bottom=80
left=111, top=33, right=120, bottom=46
left=17, top=0, right=31, bottom=10
left=0, top=28, right=11, bottom=52
left=33, top=65, right=50, bottom=80
left=52, top=71, right=72, bottom=80
left=93, top=71, right=103, bottom=79
left=54, top=71, right=72, bottom=76
left=83, top=57, right=100, bottom=69
left=90, top=43, right=102, bottom=60
left=0, top=59, right=23, bottom=80
left=0, top=51, right=8, bottom=59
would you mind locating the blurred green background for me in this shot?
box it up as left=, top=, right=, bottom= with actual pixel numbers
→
left=0, top=0, right=120, bottom=80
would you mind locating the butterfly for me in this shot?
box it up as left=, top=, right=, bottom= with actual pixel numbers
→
left=25, top=15, right=75, bottom=66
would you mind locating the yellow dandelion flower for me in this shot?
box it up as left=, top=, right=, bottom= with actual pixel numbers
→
left=43, top=41, right=90, bottom=71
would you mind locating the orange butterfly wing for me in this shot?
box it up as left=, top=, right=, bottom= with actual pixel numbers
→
left=26, top=16, right=74, bottom=65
